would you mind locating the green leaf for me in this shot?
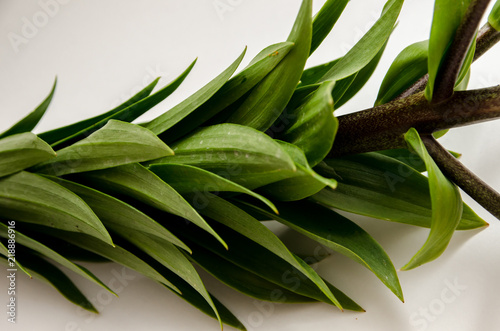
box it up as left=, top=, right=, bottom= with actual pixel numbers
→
left=0, top=223, right=114, bottom=295
left=1, top=250, right=97, bottom=313
left=73, top=163, right=226, bottom=249
left=0, top=78, right=57, bottom=139
left=318, top=0, right=403, bottom=83
left=0, top=132, right=56, bottom=178
left=312, top=153, right=487, bottom=230
left=300, top=58, right=341, bottom=87
left=149, top=163, right=277, bottom=213
left=193, top=194, right=343, bottom=310
left=48, top=62, right=195, bottom=149
left=425, top=0, right=471, bottom=101
left=150, top=124, right=296, bottom=189
left=455, top=35, right=476, bottom=88
left=162, top=42, right=295, bottom=142
left=39, top=77, right=159, bottom=145
left=258, top=141, right=337, bottom=201
left=0, top=171, right=113, bottom=244
left=277, top=80, right=337, bottom=166
left=33, top=120, right=173, bottom=176
left=376, top=40, right=429, bottom=106
left=236, top=199, right=404, bottom=301
left=225, top=0, right=312, bottom=131
left=401, top=128, right=463, bottom=270
left=376, top=148, right=428, bottom=172
left=43, top=175, right=189, bottom=252
left=145, top=49, right=247, bottom=135
left=489, top=0, right=500, bottom=31
left=0, top=241, right=31, bottom=277
left=310, top=0, right=349, bottom=55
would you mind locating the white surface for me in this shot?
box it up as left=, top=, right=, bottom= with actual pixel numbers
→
left=1, top=0, right=500, bottom=330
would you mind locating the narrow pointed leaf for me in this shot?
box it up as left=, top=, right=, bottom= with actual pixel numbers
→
left=226, top=0, right=312, bottom=131
left=145, top=49, right=246, bottom=135
left=43, top=175, right=189, bottom=252
left=39, top=77, right=159, bottom=145
left=0, top=132, right=56, bottom=178
left=310, top=0, right=349, bottom=55
left=0, top=171, right=113, bottom=244
left=312, top=153, right=487, bottom=230
left=489, top=0, right=500, bottom=31
left=33, top=120, right=173, bottom=176
left=0, top=223, right=114, bottom=294
left=401, top=128, right=463, bottom=270
left=163, top=42, right=294, bottom=142
left=149, top=163, right=277, bottom=213
left=150, top=124, right=296, bottom=189
left=0, top=241, right=31, bottom=277
left=318, top=0, right=403, bottom=83
left=0, top=78, right=56, bottom=139
left=237, top=200, right=404, bottom=301
left=74, top=163, right=226, bottom=249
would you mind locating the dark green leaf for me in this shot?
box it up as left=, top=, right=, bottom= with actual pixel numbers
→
left=0, top=241, right=31, bottom=277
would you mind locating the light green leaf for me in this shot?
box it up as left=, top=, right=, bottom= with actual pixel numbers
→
left=489, top=0, right=500, bottom=31
left=455, top=35, right=476, bottom=88
left=226, top=0, right=312, bottom=131
left=43, top=175, right=189, bottom=252
left=376, top=40, right=429, bottom=106
left=0, top=223, right=114, bottom=295
left=162, top=42, right=294, bottom=142
left=39, top=77, right=159, bottom=145
left=33, top=120, right=173, bottom=176
left=312, top=153, right=487, bottom=230
left=0, top=132, right=56, bottom=178
left=0, top=78, right=57, bottom=139
left=149, top=163, right=277, bottom=213
left=0, top=171, right=113, bottom=244
left=237, top=200, right=403, bottom=301
left=401, top=128, right=463, bottom=270
left=425, top=0, right=471, bottom=100
left=318, top=0, right=403, bottom=83
left=310, top=0, right=349, bottom=55
left=145, top=49, right=247, bottom=135
left=150, top=124, right=296, bottom=189
left=74, top=163, right=226, bottom=249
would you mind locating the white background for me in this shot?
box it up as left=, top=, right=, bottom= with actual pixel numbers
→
left=1, top=0, right=500, bottom=330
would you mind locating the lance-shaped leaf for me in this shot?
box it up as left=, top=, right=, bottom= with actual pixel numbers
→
left=149, top=163, right=277, bottom=213
left=193, top=194, right=343, bottom=309
left=236, top=199, right=403, bottom=301
left=49, top=62, right=195, bottom=149
left=225, top=0, right=312, bottom=131
left=0, top=171, right=113, bottom=244
left=115, top=230, right=221, bottom=327
left=74, top=163, right=226, bottom=248
left=489, top=0, right=500, bottom=31
left=150, top=124, right=296, bottom=189
left=401, top=128, right=463, bottom=270
left=318, top=0, right=403, bottom=83
left=0, top=223, right=113, bottom=294
left=1, top=250, right=97, bottom=313
left=43, top=176, right=189, bottom=252
left=300, top=58, right=341, bottom=87
left=276, top=81, right=337, bottom=167
left=376, top=40, right=429, bottom=106
left=0, top=240, right=31, bottom=277
left=0, top=78, right=56, bottom=139
left=145, top=49, right=246, bottom=135
left=310, top=0, right=349, bottom=55
left=0, top=132, right=56, bottom=178
left=425, top=0, right=471, bottom=101
left=162, top=42, right=294, bottom=142
left=258, top=141, right=337, bottom=201
left=39, top=77, right=159, bottom=145
left=312, top=153, right=487, bottom=230
left=33, top=120, right=173, bottom=176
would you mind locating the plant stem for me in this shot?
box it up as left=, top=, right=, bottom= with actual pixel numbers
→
left=421, top=134, right=500, bottom=220
left=432, top=0, right=492, bottom=104
left=395, top=22, right=500, bottom=101
left=330, top=85, right=500, bottom=156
